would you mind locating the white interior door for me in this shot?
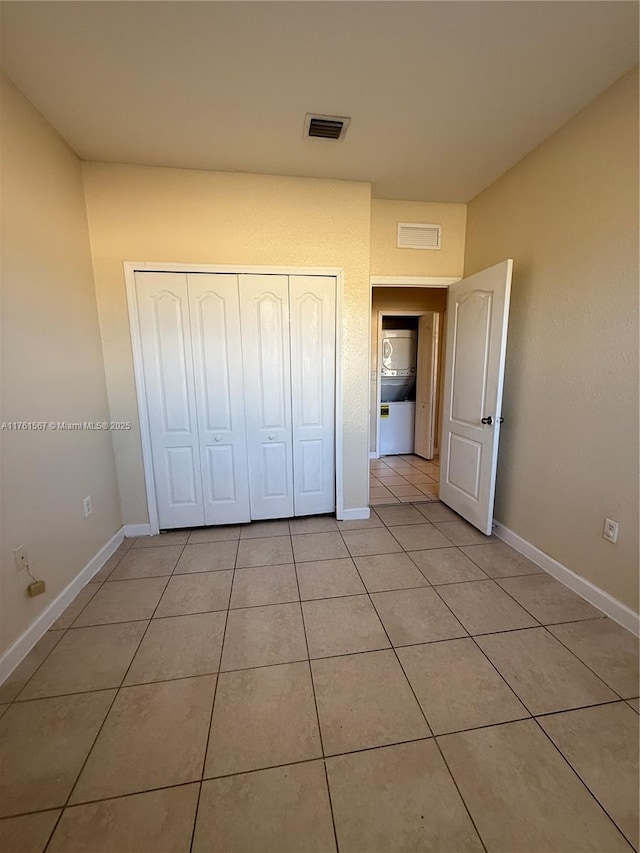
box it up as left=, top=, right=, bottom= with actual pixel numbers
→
left=440, top=260, right=513, bottom=534
left=414, top=312, right=439, bottom=460
left=136, top=271, right=204, bottom=529
left=289, top=275, right=336, bottom=516
left=187, top=273, right=251, bottom=525
left=239, top=274, right=294, bottom=519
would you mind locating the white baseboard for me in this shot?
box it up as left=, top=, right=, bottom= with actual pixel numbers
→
left=338, top=507, right=371, bottom=521
left=493, top=521, right=639, bottom=637
left=369, top=451, right=379, bottom=459
left=0, top=526, right=125, bottom=686
left=123, top=523, right=153, bottom=537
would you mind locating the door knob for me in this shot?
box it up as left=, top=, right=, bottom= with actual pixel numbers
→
left=481, top=416, right=493, bottom=425
left=214, top=436, right=222, bottom=442
left=268, top=434, right=275, bottom=440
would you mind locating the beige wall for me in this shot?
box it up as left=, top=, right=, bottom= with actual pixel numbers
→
left=82, top=164, right=372, bottom=521
left=370, top=199, right=466, bottom=277
left=370, top=288, right=448, bottom=454
left=464, top=68, right=639, bottom=612
left=0, top=76, right=122, bottom=653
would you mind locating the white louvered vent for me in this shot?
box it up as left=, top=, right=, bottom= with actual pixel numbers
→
left=397, top=222, right=442, bottom=250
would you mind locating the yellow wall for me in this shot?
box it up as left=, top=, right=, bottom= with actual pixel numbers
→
left=370, top=199, right=466, bottom=277
left=0, top=76, right=122, bottom=653
left=464, top=67, right=639, bottom=612
left=82, top=164, right=372, bottom=521
left=370, top=288, right=448, bottom=453
left=368, top=199, right=466, bottom=459
left=3, top=59, right=635, bottom=668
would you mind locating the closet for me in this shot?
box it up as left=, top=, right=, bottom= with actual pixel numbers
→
left=135, top=271, right=336, bottom=529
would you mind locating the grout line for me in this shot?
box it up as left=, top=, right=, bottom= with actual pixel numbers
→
left=531, top=715, right=637, bottom=850
left=338, top=524, right=489, bottom=853
left=427, top=737, right=488, bottom=853
left=42, top=539, right=191, bottom=852
left=12, top=566, right=616, bottom=703
left=422, top=549, right=623, bottom=717
left=424, top=572, right=547, bottom=720
left=4, top=780, right=203, bottom=823
left=461, top=563, right=628, bottom=702
left=5, top=503, right=634, bottom=850
left=6, top=641, right=628, bottom=709
left=4, top=696, right=636, bottom=823
left=188, top=535, right=240, bottom=853
left=321, top=759, right=341, bottom=853
left=9, top=675, right=215, bottom=704
left=292, top=555, right=340, bottom=852
left=292, top=567, right=326, bottom=753
left=538, top=623, right=628, bottom=701
left=3, top=631, right=68, bottom=705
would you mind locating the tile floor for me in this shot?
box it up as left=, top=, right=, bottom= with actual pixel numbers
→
left=370, top=454, right=440, bottom=505
left=0, top=502, right=638, bottom=853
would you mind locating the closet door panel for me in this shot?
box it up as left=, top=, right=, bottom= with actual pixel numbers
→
left=262, top=442, right=289, bottom=497
left=135, top=272, right=204, bottom=529
left=188, top=274, right=251, bottom=524
left=289, top=276, right=336, bottom=515
left=239, top=275, right=294, bottom=519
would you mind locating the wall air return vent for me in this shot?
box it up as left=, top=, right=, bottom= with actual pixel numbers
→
left=397, top=222, right=442, bottom=250
left=304, top=113, right=351, bottom=142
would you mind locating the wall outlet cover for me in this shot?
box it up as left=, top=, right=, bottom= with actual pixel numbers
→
left=603, top=517, right=619, bottom=544
left=14, top=544, right=30, bottom=573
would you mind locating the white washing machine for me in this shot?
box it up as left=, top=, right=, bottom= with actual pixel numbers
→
left=379, top=401, right=416, bottom=455
left=380, top=329, right=417, bottom=403
left=379, top=330, right=416, bottom=454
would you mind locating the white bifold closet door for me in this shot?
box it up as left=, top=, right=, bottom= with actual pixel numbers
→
left=289, top=276, right=336, bottom=516
left=136, top=271, right=250, bottom=529
left=187, top=274, right=251, bottom=525
left=136, top=270, right=335, bottom=528
left=239, top=275, right=295, bottom=520
left=238, top=274, right=336, bottom=519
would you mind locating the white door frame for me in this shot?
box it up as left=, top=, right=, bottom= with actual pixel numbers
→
left=125, top=261, right=345, bottom=534
left=369, top=276, right=460, bottom=460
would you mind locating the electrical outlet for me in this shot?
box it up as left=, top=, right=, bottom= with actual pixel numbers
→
left=83, top=496, right=92, bottom=518
left=14, top=544, right=30, bottom=573
left=603, top=517, right=619, bottom=544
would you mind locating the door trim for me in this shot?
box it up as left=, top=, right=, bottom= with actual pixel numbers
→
left=371, top=276, right=460, bottom=288
left=125, top=262, right=345, bottom=534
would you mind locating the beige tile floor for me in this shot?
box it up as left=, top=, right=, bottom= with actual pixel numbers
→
left=370, top=454, right=440, bottom=504
left=0, top=503, right=639, bottom=853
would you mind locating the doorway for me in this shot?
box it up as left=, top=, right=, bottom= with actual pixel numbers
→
left=370, top=287, right=448, bottom=479
left=369, top=261, right=512, bottom=533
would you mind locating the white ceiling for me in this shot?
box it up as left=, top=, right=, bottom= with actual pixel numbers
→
left=1, top=1, right=637, bottom=202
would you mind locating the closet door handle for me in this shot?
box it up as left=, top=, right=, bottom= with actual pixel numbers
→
left=214, top=435, right=222, bottom=442
left=268, top=434, right=275, bottom=440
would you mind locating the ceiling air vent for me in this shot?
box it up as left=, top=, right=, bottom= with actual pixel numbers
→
left=397, top=222, right=442, bottom=250
left=304, top=113, right=351, bottom=142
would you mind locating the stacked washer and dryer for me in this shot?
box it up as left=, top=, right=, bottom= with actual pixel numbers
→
left=379, top=329, right=417, bottom=455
